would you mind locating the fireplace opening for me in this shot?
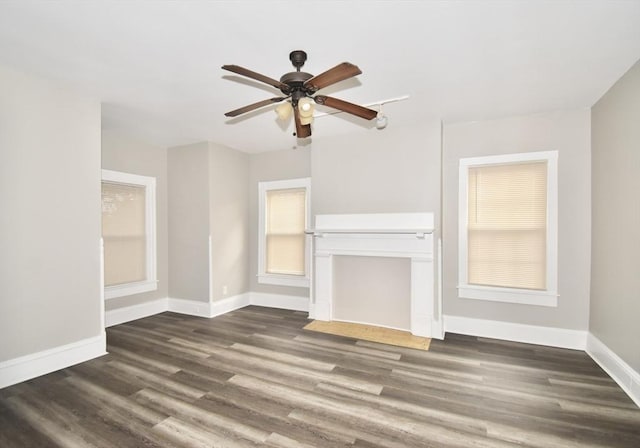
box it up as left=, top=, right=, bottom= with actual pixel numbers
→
left=333, top=255, right=411, bottom=331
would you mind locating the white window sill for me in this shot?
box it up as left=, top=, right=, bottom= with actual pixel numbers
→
left=458, top=284, right=558, bottom=307
left=258, top=274, right=310, bottom=288
left=105, top=280, right=158, bottom=300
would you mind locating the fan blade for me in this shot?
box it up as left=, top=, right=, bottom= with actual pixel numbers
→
left=224, top=97, right=287, bottom=117
left=314, top=95, right=377, bottom=120
left=293, top=105, right=312, bottom=138
left=222, top=65, right=290, bottom=92
left=304, top=62, right=362, bottom=92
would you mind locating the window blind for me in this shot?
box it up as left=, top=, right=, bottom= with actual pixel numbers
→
left=102, top=182, right=147, bottom=286
left=266, top=187, right=306, bottom=276
left=467, top=161, right=547, bottom=290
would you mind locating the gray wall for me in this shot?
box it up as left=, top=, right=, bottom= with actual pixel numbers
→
left=442, top=109, right=591, bottom=330
left=168, top=141, right=251, bottom=303
left=168, top=142, right=211, bottom=302
left=248, top=147, right=311, bottom=297
left=0, top=65, right=102, bottom=361
left=590, top=60, right=640, bottom=372
left=311, top=121, right=442, bottom=220
left=209, top=142, right=250, bottom=301
left=101, top=130, right=169, bottom=311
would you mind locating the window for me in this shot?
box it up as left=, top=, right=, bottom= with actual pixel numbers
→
left=101, top=169, right=157, bottom=299
left=458, top=151, right=558, bottom=306
left=258, top=178, right=311, bottom=287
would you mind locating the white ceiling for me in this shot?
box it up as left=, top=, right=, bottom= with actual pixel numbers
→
left=1, top=1, right=639, bottom=153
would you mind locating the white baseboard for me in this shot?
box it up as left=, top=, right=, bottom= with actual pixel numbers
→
left=249, top=292, right=309, bottom=312
left=586, top=333, right=640, bottom=408
left=0, top=333, right=107, bottom=389
left=166, top=296, right=210, bottom=317
left=166, top=293, right=306, bottom=317
left=444, top=315, right=587, bottom=350
left=104, top=292, right=309, bottom=328
left=209, top=293, right=251, bottom=317
left=105, top=298, right=168, bottom=327
left=168, top=294, right=250, bottom=318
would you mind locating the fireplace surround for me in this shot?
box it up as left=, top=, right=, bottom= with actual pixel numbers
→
left=307, top=213, right=443, bottom=339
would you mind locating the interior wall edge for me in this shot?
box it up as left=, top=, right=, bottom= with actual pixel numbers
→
left=586, top=332, right=640, bottom=408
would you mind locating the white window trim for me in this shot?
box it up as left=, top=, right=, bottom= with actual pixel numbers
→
left=102, top=169, right=157, bottom=300
left=458, top=151, right=558, bottom=307
left=258, top=177, right=311, bottom=288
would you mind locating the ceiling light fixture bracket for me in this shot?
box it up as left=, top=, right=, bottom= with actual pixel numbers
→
left=289, top=50, right=307, bottom=71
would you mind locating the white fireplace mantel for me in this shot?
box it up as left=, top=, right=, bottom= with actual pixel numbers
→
left=307, top=213, right=443, bottom=339
left=310, top=212, right=434, bottom=235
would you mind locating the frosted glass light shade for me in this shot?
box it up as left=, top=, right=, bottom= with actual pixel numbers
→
left=275, top=102, right=292, bottom=120
left=298, top=98, right=314, bottom=117
left=298, top=97, right=314, bottom=125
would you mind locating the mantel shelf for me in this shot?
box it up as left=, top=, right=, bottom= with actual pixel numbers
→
left=311, top=212, right=435, bottom=236
left=306, top=229, right=434, bottom=235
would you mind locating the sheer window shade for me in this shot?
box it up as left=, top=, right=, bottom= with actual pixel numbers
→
left=467, top=161, right=547, bottom=290
left=102, top=182, right=146, bottom=286
left=266, top=188, right=306, bottom=276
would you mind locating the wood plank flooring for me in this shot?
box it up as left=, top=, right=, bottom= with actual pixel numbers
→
left=1, top=306, right=639, bottom=447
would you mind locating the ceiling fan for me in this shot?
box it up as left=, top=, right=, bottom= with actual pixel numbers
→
left=222, top=50, right=377, bottom=138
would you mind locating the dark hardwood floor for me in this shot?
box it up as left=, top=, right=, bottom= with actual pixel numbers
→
left=1, top=306, right=639, bottom=447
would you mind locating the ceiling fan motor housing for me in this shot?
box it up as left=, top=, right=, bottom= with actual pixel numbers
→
left=282, top=50, right=315, bottom=100
left=279, top=71, right=314, bottom=98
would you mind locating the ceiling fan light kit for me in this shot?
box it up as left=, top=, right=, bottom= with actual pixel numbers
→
left=275, top=102, right=292, bottom=121
left=298, top=97, right=315, bottom=125
left=222, top=50, right=378, bottom=138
